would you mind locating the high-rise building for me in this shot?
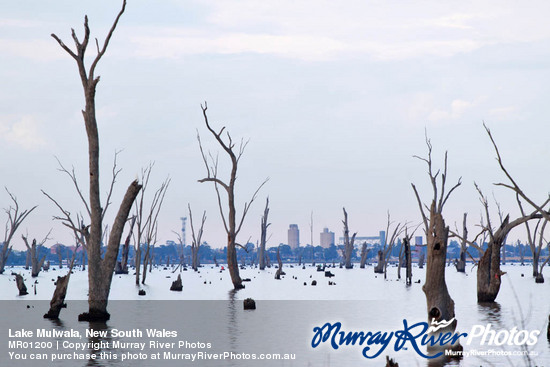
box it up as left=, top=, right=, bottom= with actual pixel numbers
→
left=415, top=236, right=423, bottom=246
left=320, top=228, right=335, bottom=248
left=288, top=224, right=300, bottom=249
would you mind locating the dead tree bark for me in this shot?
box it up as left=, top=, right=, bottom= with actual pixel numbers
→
left=359, top=242, right=370, bottom=268
left=188, top=204, right=206, bottom=271
left=197, top=103, right=268, bottom=289
left=259, top=197, right=270, bottom=270
left=0, top=190, right=36, bottom=274
left=517, top=196, right=548, bottom=278
left=412, top=135, right=461, bottom=327
left=25, top=250, right=30, bottom=270
left=14, top=273, right=28, bottom=296
left=342, top=207, right=357, bottom=269
left=22, top=233, right=49, bottom=277
left=51, top=1, right=142, bottom=321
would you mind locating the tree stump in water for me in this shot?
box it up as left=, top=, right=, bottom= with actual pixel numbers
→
left=14, top=274, right=28, bottom=296
left=536, top=273, right=544, bottom=283
left=170, top=274, right=183, bottom=291
left=243, top=298, right=256, bottom=310
left=43, top=274, right=70, bottom=319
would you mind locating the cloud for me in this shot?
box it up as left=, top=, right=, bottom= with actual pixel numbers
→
left=428, top=98, right=484, bottom=122
left=0, top=115, right=47, bottom=150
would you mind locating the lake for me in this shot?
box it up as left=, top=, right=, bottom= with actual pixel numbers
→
left=0, top=263, right=548, bottom=366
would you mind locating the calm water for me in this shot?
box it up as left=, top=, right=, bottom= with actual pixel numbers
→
left=0, top=263, right=548, bottom=366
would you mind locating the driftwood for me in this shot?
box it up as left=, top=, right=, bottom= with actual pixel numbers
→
left=170, top=274, right=183, bottom=291
left=14, top=273, right=28, bottom=296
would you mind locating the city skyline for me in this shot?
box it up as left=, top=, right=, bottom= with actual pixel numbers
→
left=2, top=1, right=550, bottom=250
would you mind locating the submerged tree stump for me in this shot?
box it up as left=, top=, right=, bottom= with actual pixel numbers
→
left=243, top=298, right=256, bottom=310
left=14, top=274, right=28, bottom=296
left=535, top=273, right=544, bottom=283
left=170, top=274, right=183, bottom=291
left=374, top=250, right=384, bottom=273
left=43, top=274, right=70, bottom=320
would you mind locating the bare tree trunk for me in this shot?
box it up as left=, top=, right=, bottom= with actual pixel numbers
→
left=0, top=191, right=36, bottom=274
left=412, top=136, right=461, bottom=329
left=52, top=1, right=141, bottom=322
left=189, top=204, right=206, bottom=272
left=342, top=207, right=356, bottom=269
left=423, top=206, right=455, bottom=324
left=43, top=274, right=70, bottom=320
left=14, top=273, right=28, bottom=296
left=135, top=246, right=141, bottom=285
left=23, top=236, right=47, bottom=278
left=57, top=246, right=63, bottom=269
left=198, top=104, right=267, bottom=289
left=405, top=237, right=412, bottom=285
left=359, top=242, right=369, bottom=268
left=275, top=247, right=284, bottom=279
left=374, top=250, right=384, bottom=273
left=456, top=213, right=467, bottom=272
left=259, top=197, right=270, bottom=270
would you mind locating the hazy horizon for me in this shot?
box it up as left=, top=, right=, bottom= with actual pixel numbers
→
left=2, top=1, right=550, bottom=250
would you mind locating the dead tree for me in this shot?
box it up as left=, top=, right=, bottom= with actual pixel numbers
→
left=0, top=190, right=36, bottom=274
left=374, top=250, right=385, bottom=273
left=516, top=195, right=549, bottom=278
left=452, top=185, right=541, bottom=302
left=359, top=242, right=370, bottom=268
left=259, top=197, right=270, bottom=270
left=188, top=204, right=206, bottom=271
left=398, top=227, right=418, bottom=281
left=44, top=245, right=79, bottom=319
left=22, top=232, right=50, bottom=277
left=485, top=124, right=550, bottom=278
left=383, top=214, right=406, bottom=279
left=275, top=246, right=284, bottom=279
left=133, top=165, right=170, bottom=285
left=411, top=135, right=461, bottom=327
left=404, top=237, right=412, bottom=285
left=455, top=213, right=468, bottom=272
left=14, top=273, right=28, bottom=296
left=51, top=1, right=142, bottom=321
left=197, top=103, right=268, bottom=289
left=25, top=250, right=30, bottom=270
left=342, top=207, right=357, bottom=269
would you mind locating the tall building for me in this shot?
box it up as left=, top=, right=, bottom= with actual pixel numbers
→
left=320, top=228, right=335, bottom=248
left=288, top=224, right=300, bottom=249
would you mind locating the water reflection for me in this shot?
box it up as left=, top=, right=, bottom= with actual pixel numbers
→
left=85, top=321, right=111, bottom=367
left=477, top=302, right=503, bottom=326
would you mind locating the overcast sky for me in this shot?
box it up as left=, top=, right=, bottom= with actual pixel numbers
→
left=2, top=1, right=550, bottom=250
